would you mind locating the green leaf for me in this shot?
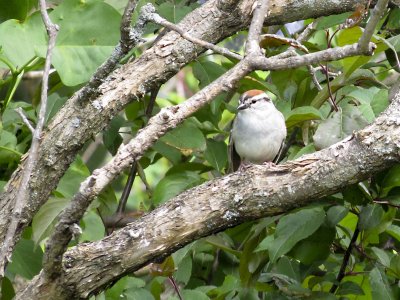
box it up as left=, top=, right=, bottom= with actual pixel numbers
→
left=45, top=94, right=68, bottom=125
left=0, top=12, right=46, bottom=68
left=161, top=120, right=206, bottom=154
left=158, top=2, right=197, bottom=24
left=386, top=224, right=400, bottom=241
left=370, top=247, right=391, bottom=267
left=174, top=255, right=192, bottom=285
left=327, top=205, right=349, bottom=227
left=1, top=276, right=15, bottom=300
left=56, top=156, right=90, bottom=198
left=8, top=239, right=43, bottom=279
left=313, top=104, right=368, bottom=149
left=204, top=139, right=227, bottom=172
left=123, top=288, right=155, bottom=300
left=358, top=204, right=384, bottom=231
left=192, top=61, right=226, bottom=89
left=285, top=106, right=323, bottom=128
left=181, top=289, right=210, bottom=300
left=336, top=281, right=364, bottom=296
left=369, top=267, right=395, bottom=300
left=80, top=211, right=105, bottom=242
left=153, top=171, right=202, bottom=205
left=32, top=197, right=70, bottom=245
left=315, top=12, right=351, bottom=30
left=0, top=0, right=37, bottom=22
left=260, top=207, right=325, bottom=262
left=49, top=0, right=121, bottom=86
left=103, top=115, right=125, bottom=155
left=289, top=223, right=335, bottom=265
left=380, top=164, right=400, bottom=197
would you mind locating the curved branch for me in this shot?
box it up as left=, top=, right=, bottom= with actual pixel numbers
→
left=18, top=88, right=400, bottom=299
left=0, top=0, right=377, bottom=288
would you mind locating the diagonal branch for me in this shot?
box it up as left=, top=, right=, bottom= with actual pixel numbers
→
left=358, top=0, right=389, bottom=53
left=18, top=87, right=400, bottom=300
left=0, top=0, right=381, bottom=283
left=0, top=0, right=59, bottom=277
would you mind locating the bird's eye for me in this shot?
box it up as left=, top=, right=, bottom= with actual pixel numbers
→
left=251, top=100, right=256, bottom=104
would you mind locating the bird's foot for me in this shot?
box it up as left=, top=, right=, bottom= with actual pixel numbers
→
left=238, top=161, right=253, bottom=172
left=262, top=161, right=281, bottom=171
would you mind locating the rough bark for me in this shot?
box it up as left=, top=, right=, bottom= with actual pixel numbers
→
left=0, top=0, right=371, bottom=250
left=17, top=85, right=400, bottom=299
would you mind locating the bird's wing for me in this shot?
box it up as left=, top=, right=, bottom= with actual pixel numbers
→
left=273, top=139, right=285, bottom=164
left=228, top=121, right=241, bottom=172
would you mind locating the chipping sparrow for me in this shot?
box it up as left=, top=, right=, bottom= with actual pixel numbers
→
left=230, top=90, right=287, bottom=171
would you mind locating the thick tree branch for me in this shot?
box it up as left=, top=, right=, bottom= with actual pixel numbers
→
left=18, top=87, right=400, bottom=299
left=0, top=0, right=377, bottom=282
left=0, top=0, right=59, bottom=277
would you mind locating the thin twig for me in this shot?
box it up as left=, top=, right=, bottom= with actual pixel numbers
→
left=15, top=107, right=35, bottom=134
left=245, top=0, right=270, bottom=55
left=358, top=0, right=389, bottom=53
left=330, top=227, right=360, bottom=294
left=147, top=10, right=243, bottom=61
left=0, top=0, right=59, bottom=276
left=115, top=86, right=160, bottom=216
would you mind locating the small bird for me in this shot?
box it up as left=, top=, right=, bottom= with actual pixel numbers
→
left=230, top=90, right=287, bottom=171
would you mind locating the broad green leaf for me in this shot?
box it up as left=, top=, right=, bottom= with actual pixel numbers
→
left=358, top=204, right=384, bottom=231
left=1, top=276, right=15, bottom=300
left=289, top=223, right=335, bottom=265
left=180, top=289, right=210, bottom=300
left=327, top=205, right=349, bottom=227
left=204, top=139, right=227, bottom=172
left=313, top=104, right=368, bottom=149
left=105, top=276, right=145, bottom=299
left=386, top=224, right=400, bottom=241
left=285, top=106, right=323, bottom=128
left=310, top=69, right=379, bottom=108
left=386, top=8, right=400, bottom=30
left=315, top=12, right=351, bottom=30
left=7, top=239, right=43, bottom=279
left=174, top=255, right=192, bottom=285
left=336, top=281, right=364, bottom=296
left=152, top=140, right=182, bottom=165
left=0, top=0, right=37, bottom=22
left=275, top=257, right=301, bottom=282
left=161, top=121, right=206, bottom=154
left=123, top=288, right=155, bottom=300
left=56, top=156, right=90, bottom=198
left=0, top=12, right=46, bottom=68
left=192, top=61, right=226, bottom=89
left=153, top=171, right=202, bottom=205
left=261, top=207, right=325, bottom=262
left=80, top=211, right=105, bottom=242
left=45, top=94, right=68, bottom=125
left=192, top=61, right=226, bottom=113
left=103, top=115, right=125, bottom=155
left=49, top=0, right=121, bottom=86
left=370, top=247, right=390, bottom=267
left=32, top=197, right=70, bottom=245
left=369, top=267, right=395, bottom=300
left=380, top=164, right=400, bottom=197
left=289, top=143, right=316, bottom=160
left=158, top=2, right=197, bottom=24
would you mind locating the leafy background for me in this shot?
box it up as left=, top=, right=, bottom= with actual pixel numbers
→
left=1, top=0, right=400, bottom=299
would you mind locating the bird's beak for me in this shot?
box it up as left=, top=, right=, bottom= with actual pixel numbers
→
left=237, top=103, right=249, bottom=110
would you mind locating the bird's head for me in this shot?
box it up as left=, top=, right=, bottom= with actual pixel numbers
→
left=237, top=89, right=272, bottom=110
